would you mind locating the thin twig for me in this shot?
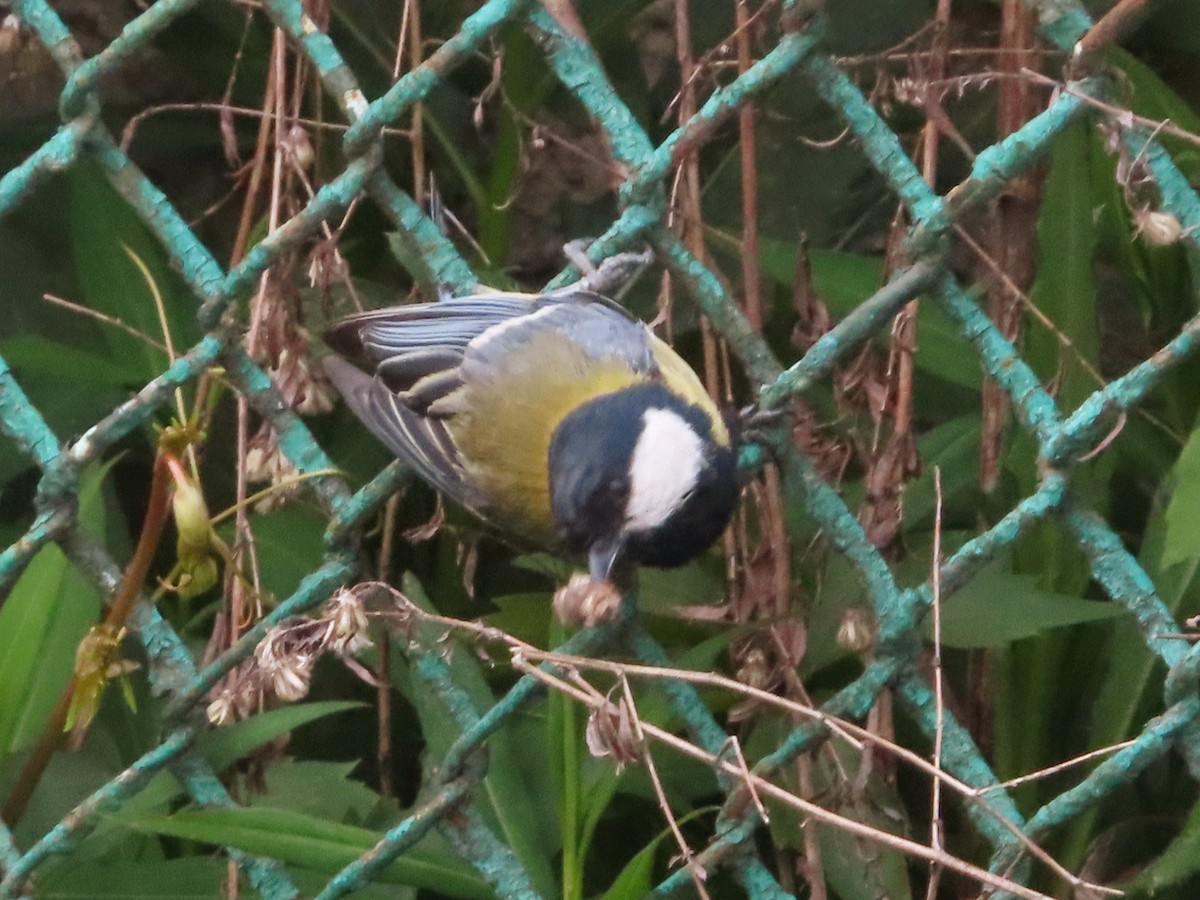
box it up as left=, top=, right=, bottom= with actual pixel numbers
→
left=2, top=453, right=174, bottom=826
left=618, top=674, right=711, bottom=898
left=1074, top=0, right=1159, bottom=59
left=1022, top=69, right=1200, bottom=152
left=985, top=740, right=1138, bottom=792
left=374, top=594, right=1116, bottom=897
left=926, top=465, right=946, bottom=900
left=42, top=293, right=168, bottom=354
left=512, top=656, right=1067, bottom=900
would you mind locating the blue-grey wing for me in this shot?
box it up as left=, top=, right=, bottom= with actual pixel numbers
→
left=325, top=290, right=655, bottom=404
left=322, top=290, right=657, bottom=517
left=460, top=291, right=657, bottom=378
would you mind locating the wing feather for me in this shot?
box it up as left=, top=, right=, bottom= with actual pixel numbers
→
left=324, top=290, right=665, bottom=541
left=323, top=356, right=480, bottom=509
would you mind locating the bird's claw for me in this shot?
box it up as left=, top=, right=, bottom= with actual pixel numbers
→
left=562, top=240, right=655, bottom=298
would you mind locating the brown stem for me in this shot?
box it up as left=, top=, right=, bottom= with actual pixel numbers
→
left=375, top=493, right=402, bottom=799
left=1075, top=0, right=1157, bottom=59
left=230, top=41, right=279, bottom=267
left=2, top=453, right=174, bottom=826
left=736, top=0, right=762, bottom=332
left=980, top=0, right=1042, bottom=492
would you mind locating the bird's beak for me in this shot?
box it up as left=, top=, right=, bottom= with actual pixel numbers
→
left=588, top=534, right=626, bottom=582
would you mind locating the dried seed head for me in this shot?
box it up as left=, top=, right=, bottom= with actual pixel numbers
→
left=735, top=647, right=772, bottom=691
left=553, top=574, right=622, bottom=627
left=282, top=125, right=315, bottom=171
left=249, top=269, right=337, bottom=420
left=585, top=698, right=641, bottom=771
left=1134, top=208, right=1183, bottom=246
left=271, top=659, right=313, bottom=703
left=207, top=694, right=237, bottom=726
left=325, top=588, right=373, bottom=655
left=244, top=426, right=298, bottom=511
left=837, top=607, right=875, bottom=654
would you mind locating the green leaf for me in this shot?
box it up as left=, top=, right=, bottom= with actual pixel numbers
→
left=122, top=807, right=494, bottom=899
left=39, top=858, right=227, bottom=899
left=0, top=335, right=141, bottom=385
left=638, top=557, right=727, bottom=615
left=1064, top=460, right=1200, bottom=868
left=931, top=560, right=1129, bottom=648
left=0, top=461, right=112, bottom=755
left=903, top=415, right=982, bottom=529
left=249, top=759, right=383, bottom=822
left=914, top=300, right=984, bottom=389
left=484, top=593, right=553, bottom=648
left=400, top=574, right=559, bottom=898
left=217, top=507, right=327, bottom=602
left=707, top=229, right=884, bottom=317
left=599, top=808, right=713, bottom=900
left=1026, top=121, right=1099, bottom=412
left=600, top=838, right=658, bottom=900
left=751, top=730, right=913, bottom=900
left=1112, top=48, right=1200, bottom=176
left=198, top=701, right=366, bottom=771
left=1161, top=422, right=1200, bottom=570
left=1125, top=798, right=1200, bottom=895
left=708, top=229, right=979, bottom=387
left=70, top=160, right=199, bottom=385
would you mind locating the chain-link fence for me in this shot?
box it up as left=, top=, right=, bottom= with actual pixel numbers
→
left=1, top=0, right=1199, bottom=897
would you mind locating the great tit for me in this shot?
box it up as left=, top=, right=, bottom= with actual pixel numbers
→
left=323, top=289, right=737, bottom=582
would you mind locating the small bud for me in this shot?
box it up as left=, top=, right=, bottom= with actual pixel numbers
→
left=171, top=471, right=213, bottom=558
left=163, top=457, right=221, bottom=598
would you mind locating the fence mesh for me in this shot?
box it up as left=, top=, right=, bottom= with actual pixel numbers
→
left=0, top=0, right=1198, bottom=897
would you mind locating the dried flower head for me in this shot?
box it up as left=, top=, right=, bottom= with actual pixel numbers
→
left=282, top=124, right=315, bottom=171
left=206, top=593, right=376, bottom=724
left=553, top=573, right=622, bottom=627
left=837, top=607, right=875, bottom=654
left=1134, top=208, right=1183, bottom=246
left=244, top=426, right=297, bottom=512
left=324, top=588, right=373, bottom=656
left=585, top=696, right=642, bottom=771
left=248, top=267, right=337, bottom=421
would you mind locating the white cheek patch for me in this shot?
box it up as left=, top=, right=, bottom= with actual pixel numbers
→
left=625, top=407, right=704, bottom=533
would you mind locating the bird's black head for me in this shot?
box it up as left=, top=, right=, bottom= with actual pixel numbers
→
left=548, top=382, right=737, bottom=580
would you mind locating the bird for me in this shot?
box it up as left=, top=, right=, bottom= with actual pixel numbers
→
left=322, top=289, right=738, bottom=584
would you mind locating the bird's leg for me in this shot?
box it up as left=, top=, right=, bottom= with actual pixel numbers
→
left=735, top=404, right=791, bottom=478
left=561, top=239, right=655, bottom=299
left=562, top=238, right=599, bottom=276
left=740, top=404, right=789, bottom=437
